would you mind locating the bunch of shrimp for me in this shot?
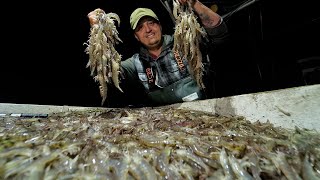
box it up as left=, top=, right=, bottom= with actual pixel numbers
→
left=84, top=9, right=123, bottom=106
left=172, top=0, right=208, bottom=89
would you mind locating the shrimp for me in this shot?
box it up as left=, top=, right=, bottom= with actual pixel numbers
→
left=172, top=0, right=207, bottom=89
left=84, top=9, right=123, bottom=105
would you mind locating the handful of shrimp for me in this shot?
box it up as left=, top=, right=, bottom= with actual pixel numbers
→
left=173, top=0, right=208, bottom=89
left=84, top=8, right=123, bottom=106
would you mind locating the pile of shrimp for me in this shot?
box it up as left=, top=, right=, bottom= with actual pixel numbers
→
left=173, top=0, right=208, bottom=89
left=1, top=107, right=319, bottom=179
left=84, top=8, right=123, bottom=106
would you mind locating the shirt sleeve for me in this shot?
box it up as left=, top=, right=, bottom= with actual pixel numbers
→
left=204, top=18, right=229, bottom=45
left=119, top=56, right=151, bottom=107
left=121, top=57, right=138, bottom=82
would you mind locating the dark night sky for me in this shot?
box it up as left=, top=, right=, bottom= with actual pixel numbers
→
left=0, top=0, right=319, bottom=107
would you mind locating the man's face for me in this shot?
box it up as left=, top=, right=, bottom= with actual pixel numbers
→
left=134, top=16, right=162, bottom=49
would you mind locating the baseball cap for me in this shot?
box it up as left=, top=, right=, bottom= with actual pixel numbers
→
left=130, top=8, right=159, bottom=30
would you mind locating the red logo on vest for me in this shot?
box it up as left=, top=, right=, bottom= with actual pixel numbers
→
left=146, top=68, right=154, bottom=83
left=174, top=51, right=185, bottom=71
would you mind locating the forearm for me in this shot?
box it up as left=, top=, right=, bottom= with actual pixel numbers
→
left=192, top=0, right=221, bottom=28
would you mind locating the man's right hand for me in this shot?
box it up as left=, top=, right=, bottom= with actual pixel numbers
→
left=87, top=8, right=101, bottom=26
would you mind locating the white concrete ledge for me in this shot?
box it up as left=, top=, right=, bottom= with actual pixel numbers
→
left=1, top=84, right=319, bottom=130
left=0, top=103, right=108, bottom=115
left=176, top=84, right=320, bottom=130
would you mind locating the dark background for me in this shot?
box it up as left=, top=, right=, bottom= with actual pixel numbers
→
left=0, top=0, right=319, bottom=107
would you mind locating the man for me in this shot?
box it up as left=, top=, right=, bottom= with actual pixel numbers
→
left=88, top=0, right=228, bottom=107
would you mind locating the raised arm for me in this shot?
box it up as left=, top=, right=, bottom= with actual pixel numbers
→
left=179, top=0, right=222, bottom=28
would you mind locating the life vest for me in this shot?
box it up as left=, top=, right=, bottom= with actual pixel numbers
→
left=133, top=51, right=204, bottom=105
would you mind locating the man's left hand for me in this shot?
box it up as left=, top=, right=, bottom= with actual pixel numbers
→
left=178, top=0, right=196, bottom=6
